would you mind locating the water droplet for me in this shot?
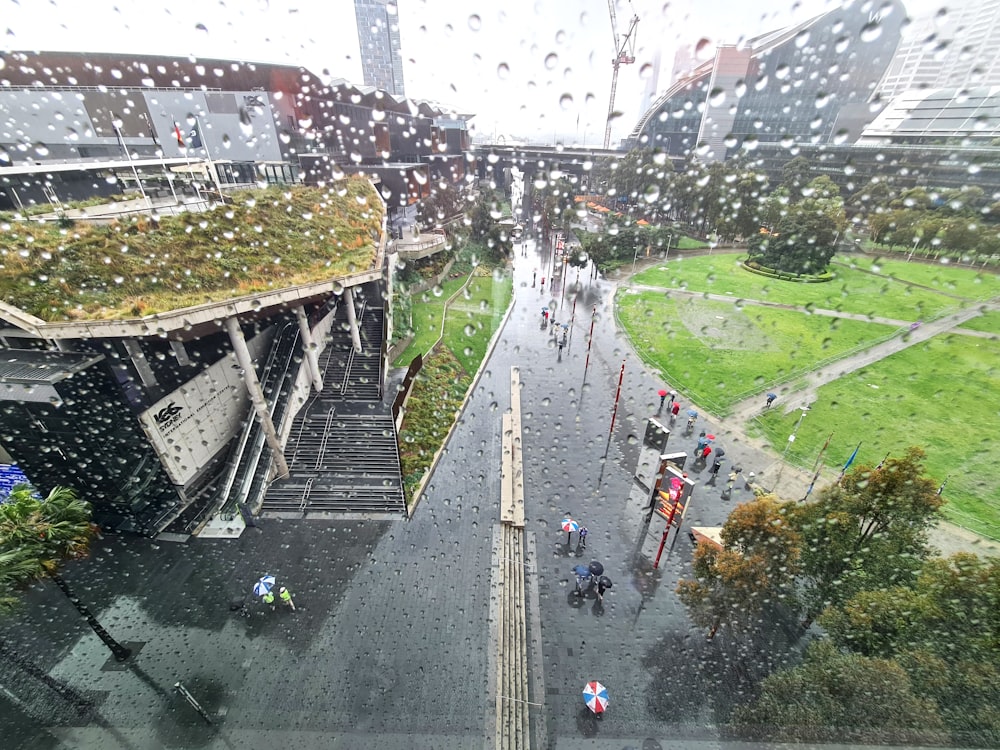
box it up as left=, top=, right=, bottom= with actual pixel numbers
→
left=497, top=63, right=509, bottom=79
left=545, top=53, right=558, bottom=70
left=643, top=184, right=660, bottom=203
left=860, top=21, right=882, bottom=42
left=559, top=93, right=573, bottom=110
left=468, top=14, right=481, bottom=31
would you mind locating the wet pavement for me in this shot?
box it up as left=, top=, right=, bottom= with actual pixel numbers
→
left=2, top=236, right=978, bottom=749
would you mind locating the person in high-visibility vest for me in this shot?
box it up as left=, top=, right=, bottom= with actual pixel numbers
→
left=262, top=590, right=275, bottom=611
left=279, top=586, right=296, bottom=611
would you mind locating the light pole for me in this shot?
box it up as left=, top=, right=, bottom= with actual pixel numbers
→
left=773, top=405, right=810, bottom=491
left=907, top=236, right=920, bottom=262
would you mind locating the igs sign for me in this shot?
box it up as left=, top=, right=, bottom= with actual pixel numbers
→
left=153, top=402, right=184, bottom=433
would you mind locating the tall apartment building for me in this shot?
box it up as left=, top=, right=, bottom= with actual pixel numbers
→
left=354, top=0, right=406, bottom=97
left=877, top=0, right=1000, bottom=99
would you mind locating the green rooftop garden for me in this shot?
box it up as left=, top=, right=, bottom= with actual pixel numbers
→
left=0, top=179, right=382, bottom=321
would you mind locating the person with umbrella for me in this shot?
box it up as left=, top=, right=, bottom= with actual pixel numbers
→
left=695, top=430, right=708, bottom=454
left=766, top=392, right=777, bottom=408
left=572, top=564, right=592, bottom=596
left=709, top=456, right=724, bottom=483
left=583, top=680, right=609, bottom=717
left=658, top=389, right=668, bottom=410
left=597, top=575, right=613, bottom=604
left=686, top=409, right=698, bottom=430
left=561, top=517, right=580, bottom=546
left=670, top=401, right=681, bottom=422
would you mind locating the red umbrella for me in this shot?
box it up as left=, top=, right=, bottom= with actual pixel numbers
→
left=706, top=434, right=716, bottom=441
left=657, top=389, right=668, bottom=397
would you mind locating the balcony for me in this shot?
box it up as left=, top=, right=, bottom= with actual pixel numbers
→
left=394, top=229, right=448, bottom=260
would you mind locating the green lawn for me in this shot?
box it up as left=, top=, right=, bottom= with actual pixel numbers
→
left=632, top=253, right=968, bottom=321
left=393, top=276, right=469, bottom=365
left=840, top=254, right=1000, bottom=301
left=393, top=270, right=513, bottom=370
left=676, top=236, right=709, bottom=249
left=959, top=310, right=1000, bottom=334
left=616, top=290, right=896, bottom=414
left=753, top=334, right=1000, bottom=539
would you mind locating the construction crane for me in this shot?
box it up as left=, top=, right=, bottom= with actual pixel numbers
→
left=604, top=1, right=639, bottom=149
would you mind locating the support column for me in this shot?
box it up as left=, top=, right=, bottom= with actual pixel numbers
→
left=123, top=339, right=158, bottom=390
left=344, top=286, right=362, bottom=353
left=169, top=340, right=192, bottom=367
left=294, top=305, right=324, bottom=392
left=224, top=316, right=289, bottom=479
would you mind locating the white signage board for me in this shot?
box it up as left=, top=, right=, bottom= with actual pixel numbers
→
left=139, top=353, right=250, bottom=486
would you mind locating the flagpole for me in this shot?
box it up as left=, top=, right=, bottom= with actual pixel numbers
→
left=197, top=115, right=227, bottom=203
left=112, top=116, right=152, bottom=209
left=145, top=115, right=179, bottom=205
left=773, top=404, right=810, bottom=492
left=836, top=441, right=862, bottom=485
left=801, top=431, right=833, bottom=502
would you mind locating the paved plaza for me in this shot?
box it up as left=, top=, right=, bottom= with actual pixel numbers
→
left=1, top=237, right=991, bottom=749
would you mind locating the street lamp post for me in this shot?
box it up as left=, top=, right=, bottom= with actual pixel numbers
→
left=907, top=236, right=920, bottom=262
left=773, top=405, right=810, bottom=491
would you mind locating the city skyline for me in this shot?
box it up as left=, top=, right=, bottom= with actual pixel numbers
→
left=3, top=0, right=952, bottom=144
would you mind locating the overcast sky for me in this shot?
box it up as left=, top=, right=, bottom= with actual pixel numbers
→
left=3, top=0, right=945, bottom=144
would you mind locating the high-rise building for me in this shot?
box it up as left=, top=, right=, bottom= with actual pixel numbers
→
left=354, top=0, right=406, bottom=97
left=877, top=0, right=1000, bottom=100
left=625, top=1, right=905, bottom=159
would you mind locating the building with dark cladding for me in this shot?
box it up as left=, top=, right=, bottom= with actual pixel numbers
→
left=625, top=0, right=906, bottom=159
left=354, top=0, right=407, bottom=98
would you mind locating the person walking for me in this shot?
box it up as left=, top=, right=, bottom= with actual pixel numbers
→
left=262, top=589, right=276, bottom=611
left=724, top=469, right=739, bottom=499
left=670, top=401, right=680, bottom=420
left=710, top=457, right=723, bottom=481
left=532, top=270, right=537, bottom=287
left=659, top=391, right=667, bottom=410
left=278, top=586, right=296, bottom=611
left=695, top=431, right=708, bottom=454
left=701, top=444, right=712, bottom=466
left=578, top=526, right=588, bottom=549
left=766, top=392, right=777, bottom=408
left=597, top=576, right=613, bottom=604
left=668, top=390, right=677, bottom=407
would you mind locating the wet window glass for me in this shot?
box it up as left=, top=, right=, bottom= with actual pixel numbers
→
left=0, top=0, right=998, bottom=748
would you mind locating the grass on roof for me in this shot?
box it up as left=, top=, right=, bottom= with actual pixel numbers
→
left=0, top=179, right=382, bottom=321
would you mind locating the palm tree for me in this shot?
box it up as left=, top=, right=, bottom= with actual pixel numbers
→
left=0, top=485, right=131, bottom=661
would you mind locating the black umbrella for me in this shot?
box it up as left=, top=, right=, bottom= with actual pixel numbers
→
left=598, top=575, right=613, bottom=589
left=588, top=561, right=604, bottom=577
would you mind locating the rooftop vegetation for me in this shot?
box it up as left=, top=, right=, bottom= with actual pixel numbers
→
left=0, top=178, right=382, bottom=321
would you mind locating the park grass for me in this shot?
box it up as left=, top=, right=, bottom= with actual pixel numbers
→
left=959, top=309, right=1000, bottom=334
left=616, top=289, right=896, bottom=414
left=752, top=333, right=1000, bottom=539
left=839, top=254, right=1000, bottom=301
left=632, top=253, right=968, bottom=321
left=441, top=271, right=514, bottom=372
left=393, top=276, right=468, bottom=365
left=396, top=266, right=513, bottom=503
left=677, top=236, right=709, bottom=249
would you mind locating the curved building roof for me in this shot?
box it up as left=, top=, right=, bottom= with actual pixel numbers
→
left=859, top=87, right=1000, bottom=144
left=626, top=0, right=905, bottom=160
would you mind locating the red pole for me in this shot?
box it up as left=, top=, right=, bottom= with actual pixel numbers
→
left=653, top=496, right=683, bottom=568
left=603, top=359, right=626, bottom=458
left=582, top=306, right=597, bottom=383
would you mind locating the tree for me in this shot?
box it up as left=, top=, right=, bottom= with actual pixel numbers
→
left=819, top=553, right=1000, bottom=742
left=732, top=640, right=944, bottom=743
left=0, top=485, right=131, bottom=661
left=464, top=187, right=512, bottom=262
left=780, top=156, right=813, bottom=201
left=748, top=176, right=846, bottom=274
left=790, top=447, right=943, bottom=625
left=677, top=496, right=800, bottom=638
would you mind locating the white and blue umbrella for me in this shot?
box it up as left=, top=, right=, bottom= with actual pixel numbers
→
left=253, top=575, right=276, bottom=597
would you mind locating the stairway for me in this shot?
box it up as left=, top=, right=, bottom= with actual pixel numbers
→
left=261, top=303, right=406, bottom=517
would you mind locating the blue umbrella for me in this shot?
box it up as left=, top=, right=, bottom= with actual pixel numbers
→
left=253, top=574, right=276, bottom=597
left=687, top=409, right=698, bottom=418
